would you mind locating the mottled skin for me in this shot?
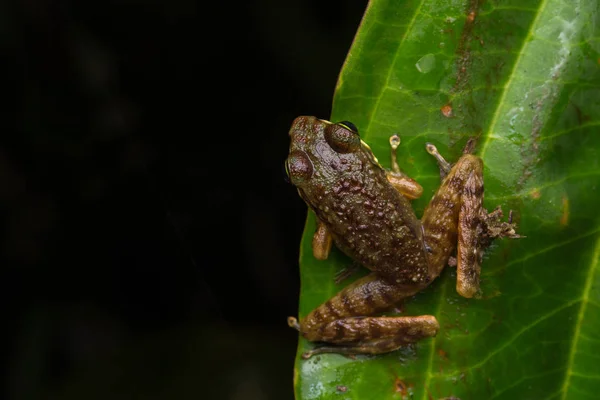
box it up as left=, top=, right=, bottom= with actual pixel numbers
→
left=286, top=116, right=518, bottom=358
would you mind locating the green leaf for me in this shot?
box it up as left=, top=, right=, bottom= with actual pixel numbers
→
left=292, top=0, right=600, bottom=399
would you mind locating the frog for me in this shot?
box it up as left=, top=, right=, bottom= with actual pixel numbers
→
left=285, top=116, right=519, bottom=359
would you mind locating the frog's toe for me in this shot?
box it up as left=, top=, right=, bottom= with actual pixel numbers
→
left=301, top=350, right=315, bottom=359
left=287, top=316, right=301, bottom=331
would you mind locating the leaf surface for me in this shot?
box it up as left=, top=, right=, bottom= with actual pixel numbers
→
left=293, top=0, right=600, bottom=399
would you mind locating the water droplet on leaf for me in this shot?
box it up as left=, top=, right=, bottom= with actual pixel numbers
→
left=415, top=54, right=436, bottom=73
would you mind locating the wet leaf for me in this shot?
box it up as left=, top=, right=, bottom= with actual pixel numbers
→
left=292, top=0, right=600, bottom=399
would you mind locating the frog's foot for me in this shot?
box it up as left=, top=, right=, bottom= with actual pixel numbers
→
left=482, top=206, right=522, bottom=243
left=299, top=316, right=439, bottom=359
left=334, top=261, right=361, bottom=284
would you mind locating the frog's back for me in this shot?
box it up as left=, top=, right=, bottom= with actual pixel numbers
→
left=310, top=147, right=430, bottom=285
left=287, top=116, right=430, bottom=285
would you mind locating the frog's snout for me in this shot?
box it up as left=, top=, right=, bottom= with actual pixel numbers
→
left=289, top=115, right=315, bottom=137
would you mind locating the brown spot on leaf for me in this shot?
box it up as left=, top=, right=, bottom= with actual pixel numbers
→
left=530, top=188, right=541, bottom=199
left=467, top=10, right=476, bottom=23
left=394, top=378, right=410, bottom=395
left=441, top=104, right=453, bottom=118
left=438, top=348, right=448, bottom=360
left=336, top=385, right=348, bottom=393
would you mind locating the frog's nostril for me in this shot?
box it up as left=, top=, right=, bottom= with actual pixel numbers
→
left=290, top=116, right=311, bottom=136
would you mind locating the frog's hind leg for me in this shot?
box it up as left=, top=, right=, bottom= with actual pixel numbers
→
left=299, top=315, right=439, bottom=359
left=455, top=167, right=486, bottom=297
left=287, top=273, right=439, bottom=357
left=422, top=143, right=519, bottom=298
left=421, top=148, right=486, bottom=298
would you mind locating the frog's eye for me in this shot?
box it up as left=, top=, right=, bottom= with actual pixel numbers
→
left=324, top=122, right=361, bottom=153
left=337, top=121, right=359, bottom=134
left=286, top=150, right=313, bottom=184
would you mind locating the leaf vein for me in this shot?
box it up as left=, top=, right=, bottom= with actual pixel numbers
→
left=487, top=227, right=600, bottom=275
left=435, top=298, right=579, bottom=377
left=488, top=367, right=565, bottom=400
left=559, top=233, right=600, bottom=399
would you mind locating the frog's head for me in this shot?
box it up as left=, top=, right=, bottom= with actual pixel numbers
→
left=285, top=116, right=380, bottom=199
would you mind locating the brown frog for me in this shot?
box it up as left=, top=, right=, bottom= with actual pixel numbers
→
left=285, top=116, right=519, bottom=358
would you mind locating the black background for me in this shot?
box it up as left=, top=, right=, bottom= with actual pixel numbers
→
left=3, top=1, right=369, bottom=399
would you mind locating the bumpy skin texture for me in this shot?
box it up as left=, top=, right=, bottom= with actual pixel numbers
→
left=286, top=116, right=518, bottom=358
left=289, top=116, right=429, bottom=285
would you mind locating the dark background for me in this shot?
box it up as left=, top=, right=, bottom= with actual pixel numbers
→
left=3, top=1, right=368, bottom=399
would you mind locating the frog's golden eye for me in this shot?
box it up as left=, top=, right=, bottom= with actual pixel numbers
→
left=286, top=150, right=313, bottom=184
left=324, top=123, right=360, bottom=154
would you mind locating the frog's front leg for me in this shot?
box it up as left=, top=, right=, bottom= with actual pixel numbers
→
left=312, top=219, right=363, bottom=283
left=386, top=134, right=424, bottom=200
left=312, top=218, right=332, bottom=260
left=287, top=273, right=439, bottom=358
